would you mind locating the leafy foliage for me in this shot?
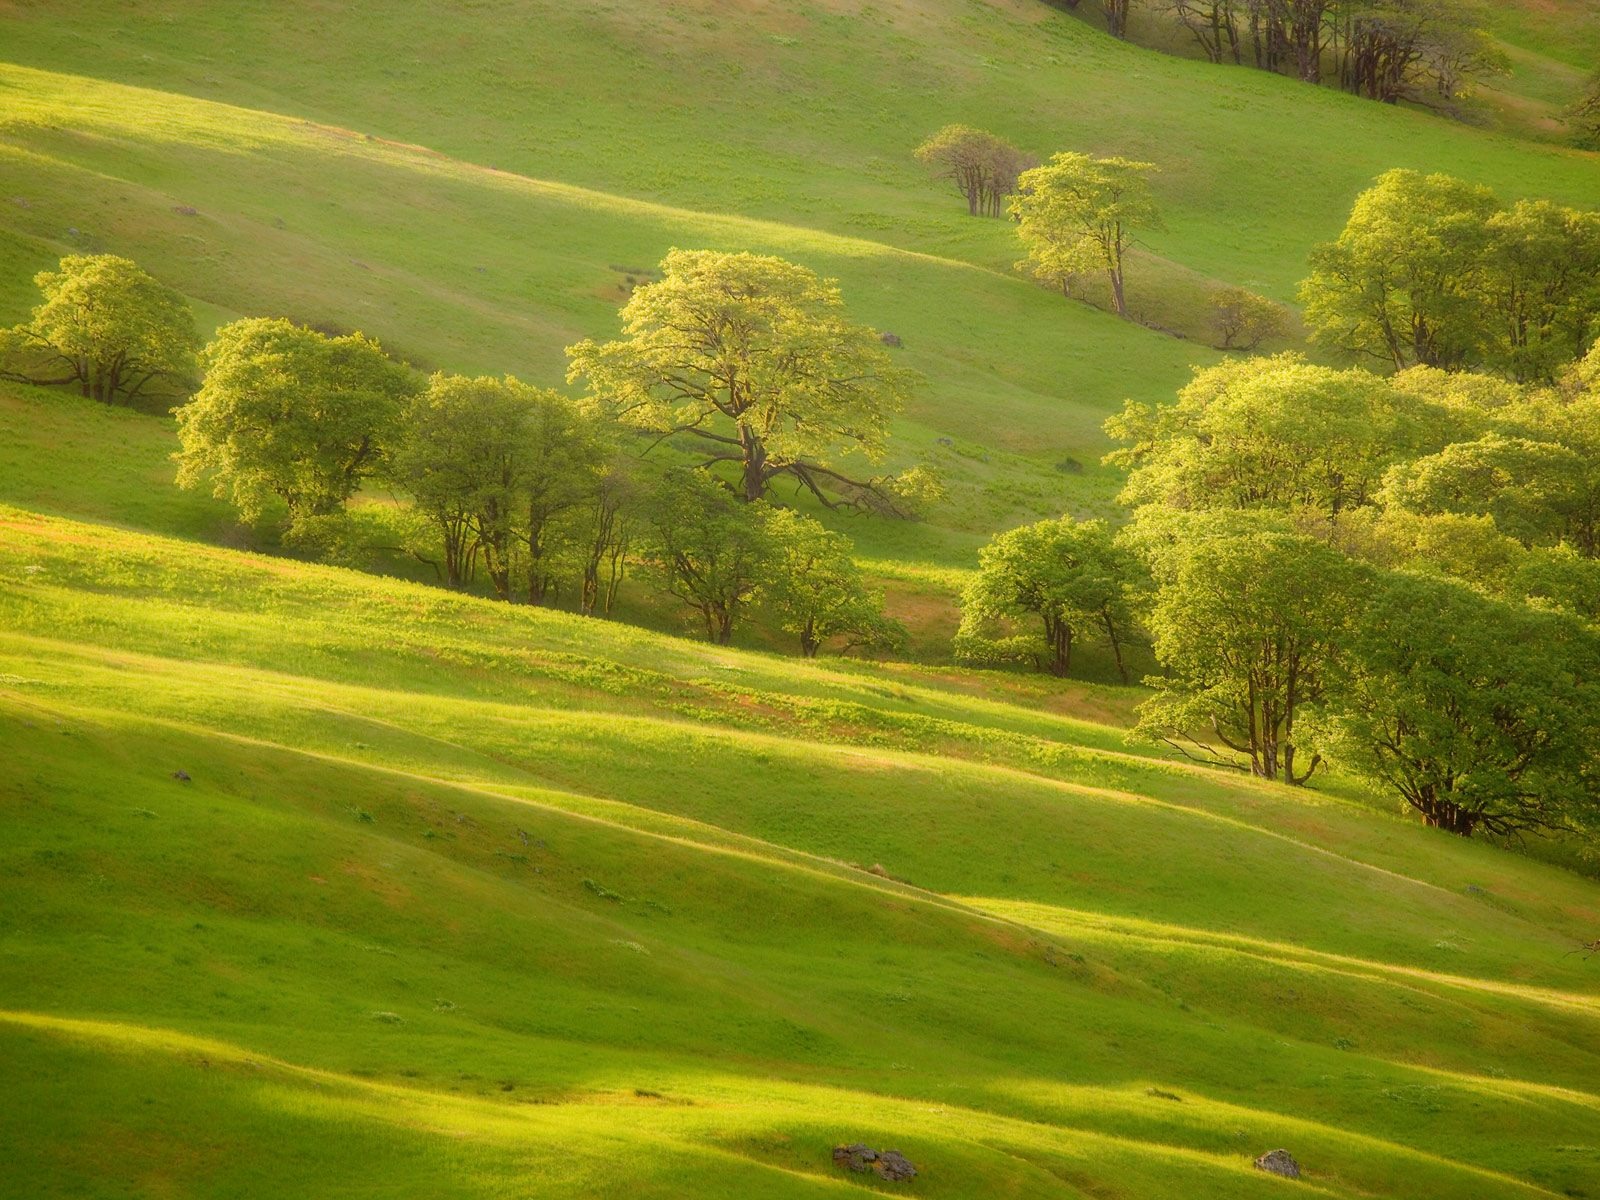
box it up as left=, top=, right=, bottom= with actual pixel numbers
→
left=1134, top=528, right=1362, bottom=784
left=958, top=516, right=1141, bottom=680
left=1302, top=172, right=1600, bottom=382
left=761, top=508, right=902, bottom=657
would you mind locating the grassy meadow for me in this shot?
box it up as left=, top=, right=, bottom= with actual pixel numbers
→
left=2, top=0, right=1599, bottom=1196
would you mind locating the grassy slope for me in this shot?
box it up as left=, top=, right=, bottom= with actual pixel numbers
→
left=3, top=506, right=1600, bottom=1198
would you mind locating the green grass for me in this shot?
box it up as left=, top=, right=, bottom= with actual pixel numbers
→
left=2, top=506, right=1599, bottom=1197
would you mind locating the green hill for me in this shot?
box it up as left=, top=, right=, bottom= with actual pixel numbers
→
left=2, top=1, right=1599, bottom=1196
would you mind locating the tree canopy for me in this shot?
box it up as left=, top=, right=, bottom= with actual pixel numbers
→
left=1106, top=354, right=1422, bottom=534
left=567, top=249, right=915, bottom=508
left=1302, top=171, right=1600, bottom=382
left=0, top=254, right=198, bottom=406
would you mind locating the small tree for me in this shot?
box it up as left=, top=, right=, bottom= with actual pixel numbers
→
left=568, top=249, right=915, bottom=507
left=1311, top=571, right=1600, bottom=837
left=1209, top=286, right=1287, bottom=351
left=0, top=254, right=197, bottom=405
left=957, top=516, right=1140, bottom=680
left=570, top=450, right=640, bottom=617
left=1567, top=69, right=1600, bottom=147
left=1010, top=153, right=1161, bottom=319
left=517, top=389, right=605, bottom=604
left=762, top=508, right=903, bottom=657
left=646, top=469, right=771, bottom=644
left=914, top=125, right=1031, bottom=217
left=1135, top=530, right=1361, bottom=784
left=174, top=318, right=416, bottom=529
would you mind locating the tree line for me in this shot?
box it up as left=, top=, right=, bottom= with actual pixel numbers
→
left=1062, top=0, right=1509, bottom=114
left=0, top=250, right=921, bottom=656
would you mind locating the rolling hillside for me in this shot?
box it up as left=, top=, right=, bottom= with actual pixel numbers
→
left=4, top=506, right=1600, bottom=1198
left=2, top=1, right=1599, bottom=1197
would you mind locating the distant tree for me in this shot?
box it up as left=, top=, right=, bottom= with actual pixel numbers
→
left=1311, top=571, right=1600, bottom=837
left=914, top=125, right=1031, bottom=217
left=1209, top=285, right=1288, bottom=350
left=393, top=373, right=539, bottom=594
left=1106, top=355, right=1421, bottom=535
left=646, top=469, right=771, bottom=644
left=762, top=509, right=903, bottom=657
left=516, top=389, right=605, bottom=604
left=1248, top=0, right=1336, bottom=81
left=174, top=318, right=416, bottom=528
left=0, top=254, right=197, bottom=405
left=957, top=516, right=1141, bottom=680
left=1567, top=69, right=1600, bottom=147
left=568, top=249, right=915, bottom=507
left=1160, top=0, right=1243, bottom=61
left=1300, top=169, right=1497, bottom=371
left=570, top=450, right=640, bottom=617
left=1135, top=529, right=1361, bottom=784
left=1478, top=200, right=1600, bottom=384
left=1051, top=0, right=1131, bottom=39
left=1010, top=154, right=1161, bottom=320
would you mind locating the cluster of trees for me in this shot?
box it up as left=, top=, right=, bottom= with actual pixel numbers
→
left=1301, top=170, right=1600, bottom=383
left=914, top=125, right=1033, bottom=218
left=915, top=134, right=1180, bottom=324
left=962, top=344, right=1600, bottom=840
left=918, top=134, right=1291, bottom=341
left=1071, top=0, right=1504, bottom=111
left=8, top=251, right=922, bottom=656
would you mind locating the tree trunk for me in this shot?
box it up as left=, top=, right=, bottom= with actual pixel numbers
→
left=739, top=423, right=768, bottom=502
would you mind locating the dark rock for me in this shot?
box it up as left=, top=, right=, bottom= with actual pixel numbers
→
left=171, top=770, right=191, bottom=782
left=1254, top=1149, right=1301, bottom=1179
left=879, top=331, right=902, bottom=347
left=833, top=1144, right=877, bottom=1173
left=833, top=1144, right=916, bottom=1182
left=875, top=1150, right=917, bottom=1181
left=935, top=436, right=954, bottom=447
left=172, top=205, right=198, bottom=216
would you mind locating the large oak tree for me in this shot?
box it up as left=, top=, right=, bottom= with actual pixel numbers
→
left=567, top=249, right=914, bottom=508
